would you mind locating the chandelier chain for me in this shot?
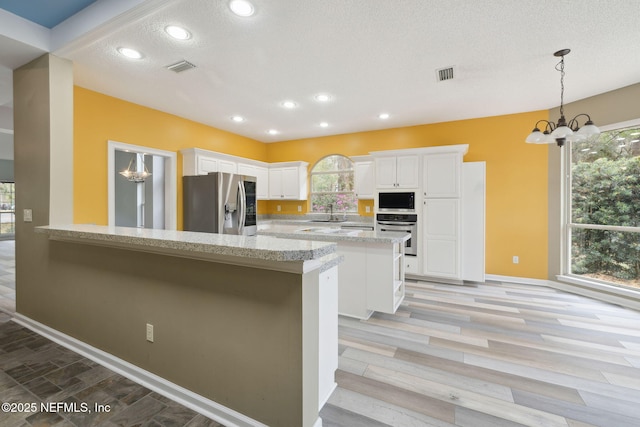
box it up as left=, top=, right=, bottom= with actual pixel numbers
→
left=556, top=56, right=565, bottom=118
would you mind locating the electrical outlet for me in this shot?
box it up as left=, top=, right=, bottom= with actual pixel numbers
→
left=365, top=206, right=371, bottom=213
left=297, top=205, right=302, bottom=212
left=146, top=323, right=154, bottom=342
left=512, top=256, right=519, bottom=264
left=23, top=209, right=32, bottom=222
left=277, top=205, right=281, bottom=212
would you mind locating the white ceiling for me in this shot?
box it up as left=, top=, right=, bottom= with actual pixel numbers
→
left=2, top=0, right=640, bottom=142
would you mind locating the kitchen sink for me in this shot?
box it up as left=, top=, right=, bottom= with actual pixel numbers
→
left=310, top=219, right=347, bottom=223
left=298, top=227, right=358, bottom=235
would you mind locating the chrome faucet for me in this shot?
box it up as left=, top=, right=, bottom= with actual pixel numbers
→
left=328, top=203, right=334, bottom=221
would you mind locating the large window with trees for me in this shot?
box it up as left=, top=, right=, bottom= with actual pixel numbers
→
left=566, top=123, right=640, bottom=291
left=310, top=155, right=357, bottom=214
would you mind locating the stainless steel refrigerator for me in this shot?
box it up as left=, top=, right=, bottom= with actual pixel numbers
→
left=183, top=172, right=257, bottom=236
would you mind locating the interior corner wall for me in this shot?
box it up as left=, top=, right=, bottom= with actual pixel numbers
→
left=547, top=82, right=640, bottom=280
left=13, top=54, right=74, bottom=316
left=73, top=87, right=268, bottom=226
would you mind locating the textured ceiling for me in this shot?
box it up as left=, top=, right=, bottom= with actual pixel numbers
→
left=2, top=0, right=640, bottom=142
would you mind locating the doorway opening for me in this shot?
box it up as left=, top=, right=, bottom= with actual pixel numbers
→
left=108, top=141, right=177, bottom=230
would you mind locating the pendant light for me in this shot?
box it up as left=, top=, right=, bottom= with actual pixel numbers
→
left=525, top=49, right=600, bottom=147
left=119, top=153, right=152, bottom=183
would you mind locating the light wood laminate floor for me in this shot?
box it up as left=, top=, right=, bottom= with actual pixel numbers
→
left=2, top=240, right=640, bottom=426
left=320, top=280, right=640, bottom=427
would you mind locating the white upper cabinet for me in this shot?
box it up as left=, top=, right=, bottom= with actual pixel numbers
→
left=182, top=149, right=307, bottom=201
left=238, top=163, right=269, bottom=200
left=353, top=157, right=374, bottom=199
left=374, top=155, right=419, bottom=189
left=423, top=152, right=461, bottom=198
left=181, top=148, right=237, bottom=175
left=269, top=162, right=308, bottom=200
left=218, top=158, right=237, bottom=174
left=197, top=156, right=218, bottom=174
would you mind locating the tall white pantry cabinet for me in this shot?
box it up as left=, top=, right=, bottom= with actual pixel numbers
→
left=372, top=145, right=485, bottom=282
left=421, top=148, right=485, bottom=281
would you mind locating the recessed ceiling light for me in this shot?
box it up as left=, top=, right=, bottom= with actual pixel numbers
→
left=267, top=129, right=279, bottom=135
left=165, top=25, right=191, bottom=40
left=231, top=115, right=245, bottom=122
left=314, top=93, right=331, bottom=102
left=118, top=47, right=143, bottom=59
left=229, top=0, right=254, bottom=17
left=281, top=100, right=297, bottom=109
left=319, top=122, right=329, bottom=128
left=378, top=113, right=390, bottom=120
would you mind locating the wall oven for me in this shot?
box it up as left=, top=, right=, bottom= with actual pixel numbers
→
left=376, top=213, right=418, bottom=256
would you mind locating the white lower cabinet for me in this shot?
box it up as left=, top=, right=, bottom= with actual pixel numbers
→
left=336, top=241, right=405, bottom=319
left=404, top=255, right=419, bottom=275
left=367, top=242, right=405, bottom=314
left=337, top=243, right=370, bottom=319
left=317, top=265, right=338, bottom=408
left=423, top=198, right=460, bottom=279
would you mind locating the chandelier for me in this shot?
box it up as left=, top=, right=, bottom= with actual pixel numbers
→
left=119, top=153, right=152, bottom=183
left=525, top=49, right=600, bottom=147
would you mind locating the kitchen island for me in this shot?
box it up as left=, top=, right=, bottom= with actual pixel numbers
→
left=259, top=222, right=410, bottom=319
left=29, top=224, right=342, bottom=427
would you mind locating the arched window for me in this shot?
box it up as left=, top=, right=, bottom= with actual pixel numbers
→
left=310, top=154, right=357, bottom=214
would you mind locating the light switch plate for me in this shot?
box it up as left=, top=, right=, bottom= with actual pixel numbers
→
left=23, top=209, right=33, bottom=222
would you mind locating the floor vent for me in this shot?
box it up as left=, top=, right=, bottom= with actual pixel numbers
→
left=166, top=60, right=196, bottom=73
left=436, top=66, right=455, bottom=82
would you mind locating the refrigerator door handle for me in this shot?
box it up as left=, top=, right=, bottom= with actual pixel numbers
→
left=238, top=179, right=246, bottom=235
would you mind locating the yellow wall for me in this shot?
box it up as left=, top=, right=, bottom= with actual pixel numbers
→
left=265, top=112, right=550, bottom=279
left=74, top=87, right=267, bottom=226
left=74, top=86, right=550, bottom=279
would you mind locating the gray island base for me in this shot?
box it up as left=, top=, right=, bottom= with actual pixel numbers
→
left=25, top=225, right=342, bottom=427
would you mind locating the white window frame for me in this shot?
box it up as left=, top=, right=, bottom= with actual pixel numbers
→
left=560, top=118, right=640, bottom=294
left=310, top=154, right=357, bottom=214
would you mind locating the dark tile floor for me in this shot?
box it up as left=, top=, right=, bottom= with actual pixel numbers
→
left=0, top=311, right=225, bottom=427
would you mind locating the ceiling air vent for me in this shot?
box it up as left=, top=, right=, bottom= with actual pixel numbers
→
left=436, top=66, right=455, bottom=82
left=166, top=60, right=196, bottom=73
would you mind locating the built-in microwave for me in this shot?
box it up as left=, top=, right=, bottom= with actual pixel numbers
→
left=378, top=192, right=415, bottom=212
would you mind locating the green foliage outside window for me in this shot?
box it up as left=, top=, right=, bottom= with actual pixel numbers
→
left=570, top=128, right=640, bottom=285
left=310, top=155, right=357, bottom=213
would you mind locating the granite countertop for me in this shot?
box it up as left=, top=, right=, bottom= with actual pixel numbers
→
left=259, top=218, right=375, bottom=229
left=258, top=222, right=410, bottom=244
left=36, top=224, right=337, bottom=263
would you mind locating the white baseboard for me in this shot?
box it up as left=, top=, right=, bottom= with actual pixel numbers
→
left=485, top=274, right=551, bottom=287
left=12, top=313, right=268, bottom=427
left=485, top=274, right=640, bottom=311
